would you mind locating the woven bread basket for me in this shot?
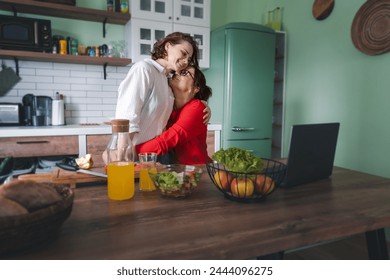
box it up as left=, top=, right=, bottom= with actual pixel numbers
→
left=0, top=185, right=74, bottom=255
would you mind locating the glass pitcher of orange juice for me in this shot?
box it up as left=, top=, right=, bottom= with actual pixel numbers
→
left=106, top=119, right=135, bottom=200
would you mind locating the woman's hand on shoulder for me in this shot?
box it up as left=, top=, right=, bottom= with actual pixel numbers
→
left=201, top=100, right=211, bottom=125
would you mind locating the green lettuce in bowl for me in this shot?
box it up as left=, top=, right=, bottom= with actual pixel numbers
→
left=212, top=147, right=264, bottom=173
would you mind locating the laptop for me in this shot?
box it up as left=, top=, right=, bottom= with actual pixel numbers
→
left=279, top=122, right=340, bottom=187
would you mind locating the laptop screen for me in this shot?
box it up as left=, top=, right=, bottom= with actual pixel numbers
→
left=282, top=122, right=340, bottom=187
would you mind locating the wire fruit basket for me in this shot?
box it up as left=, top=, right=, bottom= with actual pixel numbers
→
left=206, top=158, right=286, bottom=203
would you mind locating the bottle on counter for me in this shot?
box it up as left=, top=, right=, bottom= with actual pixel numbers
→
left=52, top=92, right=65, bottom=126
left=106, top=119, right=135, bottom=200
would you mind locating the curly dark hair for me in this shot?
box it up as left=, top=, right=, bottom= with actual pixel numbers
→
left=151, top=32, right=199, bottom=68
left=193, top=67, right=212, bottom=102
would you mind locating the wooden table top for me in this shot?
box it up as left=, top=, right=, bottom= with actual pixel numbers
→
left=6, top=166, right=390, bottom=260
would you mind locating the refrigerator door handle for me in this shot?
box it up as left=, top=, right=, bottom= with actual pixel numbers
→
left=231, top=126, right=255, bottom=132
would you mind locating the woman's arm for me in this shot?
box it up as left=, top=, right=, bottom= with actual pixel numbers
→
left=136, top=100, right=206, bottom=154
left=116, top=63, right=150, bottom=133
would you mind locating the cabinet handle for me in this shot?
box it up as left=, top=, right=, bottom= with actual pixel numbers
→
left=176, top=17, right=180, bottom=20
left=169, top=16, right=172, bottom=20
left=231, top=126, right=255, bottom=132
left=16, top=140, right=50, bottom=144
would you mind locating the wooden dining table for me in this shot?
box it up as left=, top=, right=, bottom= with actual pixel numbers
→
left=4, top=166, right=390, bottom=260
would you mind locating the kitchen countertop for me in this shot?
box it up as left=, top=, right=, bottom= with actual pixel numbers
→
left=0, top=123, right=222, bottom=138
left=3, top=166, right=390, bottom=260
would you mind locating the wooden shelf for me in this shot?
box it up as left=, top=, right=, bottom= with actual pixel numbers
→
left=0, top=49, right=132, bottom=66
left=0, top=0, right=130, bottom=25
left=0, top=49, right=131, bottom=79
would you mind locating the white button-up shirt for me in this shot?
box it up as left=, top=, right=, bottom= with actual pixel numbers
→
left=115, top=58, right=174, bottom=145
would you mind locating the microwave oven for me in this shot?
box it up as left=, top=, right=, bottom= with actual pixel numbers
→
left=0, top=15, right=52, bottom=52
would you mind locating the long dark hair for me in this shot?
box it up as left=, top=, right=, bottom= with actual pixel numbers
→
left=151, top=32, right=199, bottom=68
left=193, top=67, right=212, bottom=102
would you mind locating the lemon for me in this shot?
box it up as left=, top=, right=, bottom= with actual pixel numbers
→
left=75, top=154, right=94, bottom=170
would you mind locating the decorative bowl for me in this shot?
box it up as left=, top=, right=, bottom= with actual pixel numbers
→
left=206, top=159, right=286, bottom=203
left=149, top=164, right=203, bottom=198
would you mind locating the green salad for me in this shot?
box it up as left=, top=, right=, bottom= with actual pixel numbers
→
left=212, top=147, right=264, bottom=173
left=151, top=170, right=200, bottom=191
left=152, top=171, right=183, bottom=190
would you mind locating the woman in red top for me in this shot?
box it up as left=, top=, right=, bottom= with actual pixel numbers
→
left=136, top=66, right=212, bottom=164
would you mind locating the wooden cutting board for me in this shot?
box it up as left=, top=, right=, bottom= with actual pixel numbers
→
left=18, top=168, right=107, bottom=188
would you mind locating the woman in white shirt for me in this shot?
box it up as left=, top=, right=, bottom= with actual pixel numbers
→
left=115, top=32, right=204, bottom=147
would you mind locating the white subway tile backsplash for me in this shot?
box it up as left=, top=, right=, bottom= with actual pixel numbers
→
left=71, top=83, right=102, bottom=91
left=22, top=75, right=53, bottom=83
left=0, top=60, right=124, bottom=124
left=102, top=85, right=119, bottom=92
left=53, top=63, right=86, bottom=71
left=86, top=65, right=107, bottom=72
left=87, top=104, right=116, bottom=111
left=38, top=83, right=70, bottom=90
left=14, top=82, right=37, bottom=90
left=71, top=70, right=102, bottom=78
left=87, top=77, right=117, bottom=85
left=102, top=98, right=117, bottom=104
left=66, top=103, right=87, bottom=111
left=20, top=60, right=53, bottom=69
left=87, top=91, right=114, bottom=98
left=54, top=76, right=86, bottom=84
left=63, top=90, right=87, bottom=97
left=19, top=68, right=36, bottom=75
left=37, top=69, right=70, bottom=77
left=72, top=110, right=103, bottom=117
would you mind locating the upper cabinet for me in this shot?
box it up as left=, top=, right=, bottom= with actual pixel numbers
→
left=126, top=0, right=210, bottom=68
left=130, top=0, right=209, bottom=27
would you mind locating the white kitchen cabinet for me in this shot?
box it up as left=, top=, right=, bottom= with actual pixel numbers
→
left=130, top=0, right=210, bottom=27
left=126, top=0, right=210, bottom=68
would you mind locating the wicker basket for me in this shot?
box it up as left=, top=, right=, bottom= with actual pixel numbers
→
left=0, top=185, right=74, bottom=255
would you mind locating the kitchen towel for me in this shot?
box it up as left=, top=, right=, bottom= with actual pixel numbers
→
left=52, top=99, right=65, bottom=125
left=0, top=63, right=21, bottom=96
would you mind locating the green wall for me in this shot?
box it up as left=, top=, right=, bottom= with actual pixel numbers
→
left=211, top=0, right=390, bottom=179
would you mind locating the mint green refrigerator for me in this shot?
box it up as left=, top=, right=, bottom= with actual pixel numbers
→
left=204, top=23, right=276, bottom=158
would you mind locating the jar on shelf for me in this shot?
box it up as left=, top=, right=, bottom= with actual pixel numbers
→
left=120, top=0, right=129, bottom=13
left=107, top=0, right=114, bottom=12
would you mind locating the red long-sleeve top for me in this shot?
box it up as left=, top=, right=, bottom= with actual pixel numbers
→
left=136, top=99, right=211, bottom=164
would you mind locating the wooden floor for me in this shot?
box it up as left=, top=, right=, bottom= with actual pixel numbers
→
left=284, top=234, right=390, bottom=260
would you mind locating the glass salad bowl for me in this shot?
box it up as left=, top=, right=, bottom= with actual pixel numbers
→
left=149, top=164, right=203, bottom=198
